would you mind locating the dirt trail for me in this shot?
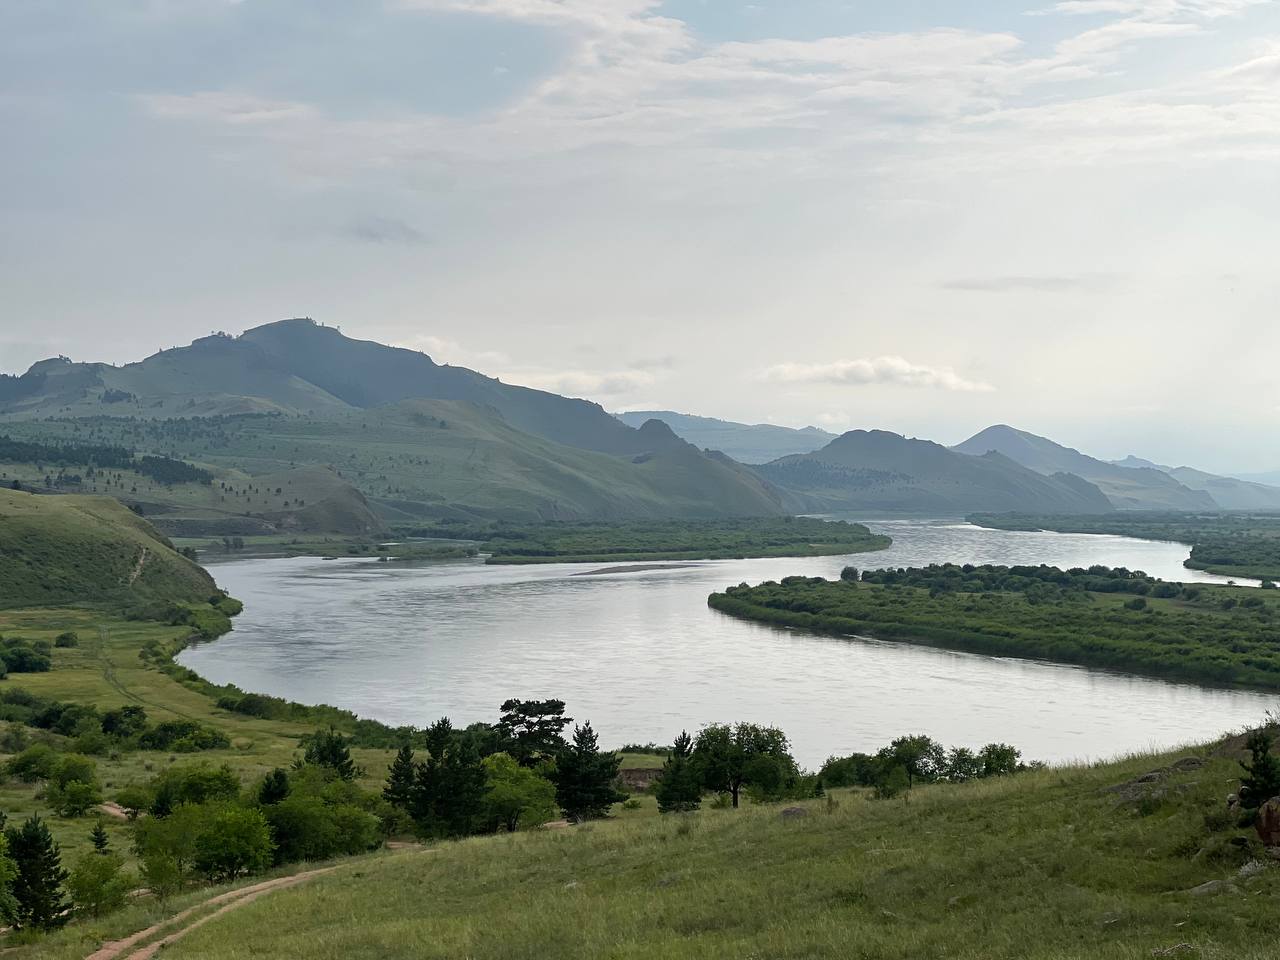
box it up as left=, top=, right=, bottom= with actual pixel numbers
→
left=85, top=866, right=337, bottom=960
left=126, top=547, right=149, bottom=586
left=96, top=802, right=130, bottom=822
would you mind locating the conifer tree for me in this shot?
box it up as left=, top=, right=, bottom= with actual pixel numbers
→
left=554, top=722, right=627, bottom=822
left=302, top=727, right=358, bottom=781
left=5, top=814, right=70, bottom=930
left=257, top=768, right=291, bottom=806
left=383, top=744, right=416, bottom=810
left=90, top=820, right=109, bottom=854
left=655, top=730, right=702, bottom=814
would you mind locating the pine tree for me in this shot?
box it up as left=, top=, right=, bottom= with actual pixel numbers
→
left=258, top=768, right=291, bottom=806
left=383, top=744, right=416, bottom=810
left=5, top=814, right=70, bottom=930
left=90, top=820, right=109, bottom=855
left=302, top=727, right=358, bottom=781
left=409, top=723, right=486, bottom=838
left=655, top=730, right=702, bottom=814
left=554, top=722, right=627, bottom=822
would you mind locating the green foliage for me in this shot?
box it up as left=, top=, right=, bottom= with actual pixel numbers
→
left=148, top=763, right=240, bottom=816
left=382, top=745, right=415, bottom=810
left=90, top=820, right=109, bottom=854
left=302, top=728, right=360, bottom=781
left=192, top=806, right=274, bottom=883
left=711, top=565, right=1280, bottom=688
left=480, top=753, right=558, bottom=832
left=47, top=779, right=103, bottom=818
left=53, top=631, right=78, bottom=648
left=133, top=804, right=204, bottom=883
left=67, top=852, right=131, bottom=917
left=263, top=797, right=380, bottom=865
left=7, top=744, right=58, bottom=783
left=5, top=814, right=70, bottom=930
left=691, top=723, right=796, bottom=808
left=258, top=768, right=292, bottom=806
left=971, top=511, right=1280, bottom=581
left=1239, top=730, right=1280, bottom=809
left=497, top=699, right=572, bottom=766
left=654, top=730, right=702, bottom=814
left=411, top=719, right=488, bottom=838
left=417, top=517, right=892, bottom=564
left=554, top=723, right=627, bottom=822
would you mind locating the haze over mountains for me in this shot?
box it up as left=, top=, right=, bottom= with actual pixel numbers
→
left=2, top=320, right=1276, bottom=528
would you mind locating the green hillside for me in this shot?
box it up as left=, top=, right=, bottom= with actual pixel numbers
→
left=0, top=489, right=216, bottom=608
left=0, top=402, right=784, bottom=522
left=756, top=430, right=1114, bottom=515
left=55, top=742, right=1275, bottom=960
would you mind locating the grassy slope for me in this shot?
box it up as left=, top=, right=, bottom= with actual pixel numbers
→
left=2, top=402, right=784, bottom=522
left=0, top=489, right=216, bottom=608
left=87, top=745, right=1278, bottom=960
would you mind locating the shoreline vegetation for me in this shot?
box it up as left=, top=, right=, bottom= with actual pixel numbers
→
left=709, top=563, right=1280, bottom=690
left=969, top=511, right=1280, bottom=583
left=399, top=517, right=892, bottom=565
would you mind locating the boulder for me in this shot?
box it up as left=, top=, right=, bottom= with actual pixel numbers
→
left=1187, top=879, right=1240, bottom=897
left=1255, top=797, right=1280, bottom=846
left=780, top=806, right=808, bottom=820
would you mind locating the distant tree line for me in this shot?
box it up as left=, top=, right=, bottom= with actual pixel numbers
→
left=0, top=436, right=210, bottom=486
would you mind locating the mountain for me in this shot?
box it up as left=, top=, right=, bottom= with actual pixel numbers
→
left=1109, top=457, right=1280, bottom=511
left=953, top=425, right=1214, bottom=511
left=613, top=411, right=835, bottom=463
left=755, top=430, right=1113, bottom=516
left=0, top=320, right=785, bottom=523
left=1233, top=470, right=1280, bottom=488
left=0, top=487, right=216, bottom=608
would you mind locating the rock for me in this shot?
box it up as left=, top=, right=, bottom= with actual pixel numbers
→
left=1255, top=797, right=1280, bottom=846
left=1187, top=879, right=1240, bottom=897
left=1265, top=846, right=1280, bottom=862
left=1237, top=860, right=1267, bottom=879
left=1170, top=757, right=1206, bottom=773
left=1151, top=944, right=1195, bottom=957
left=780, top=806, right=808, bottom=820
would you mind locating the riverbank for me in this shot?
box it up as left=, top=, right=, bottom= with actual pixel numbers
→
left=709, top=564, right=1280, bottom=691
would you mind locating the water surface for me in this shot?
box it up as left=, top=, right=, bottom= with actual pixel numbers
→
left=182, top=521, right=1276, bottom=767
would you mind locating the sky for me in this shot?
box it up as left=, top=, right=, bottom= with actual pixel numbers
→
left=2, top=0, right=1278, bottom=472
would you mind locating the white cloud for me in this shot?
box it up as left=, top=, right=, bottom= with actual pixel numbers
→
left=762, top=357, right=995, bottom=393
left=403, top=335, right=512, bottom=370
left=514, top=369, right=658, bottom=397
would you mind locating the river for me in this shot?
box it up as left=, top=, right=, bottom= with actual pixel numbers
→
left=180, top=520, right=1276, bottom=768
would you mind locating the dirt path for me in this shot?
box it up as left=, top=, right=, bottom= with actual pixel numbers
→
left=96, top=802, right=130, bottom=822
left=126, top=547, right=149, bottom=586
left=85, top=866, right=337, bottom=960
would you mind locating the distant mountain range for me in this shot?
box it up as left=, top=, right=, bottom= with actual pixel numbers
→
left=755, top=429, right=1113, bottom=516
left=4, top=320, right=1275, bottom=527
left=951, top=425, right=1280, bottom=512
left=614, top=411, right=835, bottom=463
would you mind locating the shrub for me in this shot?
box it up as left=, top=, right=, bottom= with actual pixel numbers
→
left=148, top=763, right=239, bottom=816
left=67, top=852, right=130, bottom=917
left=193, top=806, right=274, bottom=882
left=48, top=780, right=103, bottom=818
left=7, top=745, right=57, bottom=783
left=54, top=633, right=79, bottom=649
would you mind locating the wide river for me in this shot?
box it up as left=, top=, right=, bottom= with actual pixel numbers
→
left=181, top=520, right=1276, bottom=768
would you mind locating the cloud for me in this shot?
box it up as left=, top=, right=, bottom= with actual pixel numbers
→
left=515, top=369, right=658, bottom=397
left=340, top=215, right=428, bottom=246
left=404, top=335, right=511, bottom=370
left=762, top=357, right=995, bottom=393
left=941, top=274, right=1122, bottom=292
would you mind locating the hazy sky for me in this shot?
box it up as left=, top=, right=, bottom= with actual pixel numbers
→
left=3, top=1, right=1278, bottom=471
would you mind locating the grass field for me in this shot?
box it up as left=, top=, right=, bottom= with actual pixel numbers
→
left=14, top=741, right=1272, bottom=960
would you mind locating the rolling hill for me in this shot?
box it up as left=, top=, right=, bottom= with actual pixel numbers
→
left=614, top=410, right=835, bottom=463
left=954, top=425, right=1215, bottom=510
left=0, top=488, right=216, bottom=608
left=0, top=321, right=787, bottom=523
left=755, top=430, right=1114, bottom=515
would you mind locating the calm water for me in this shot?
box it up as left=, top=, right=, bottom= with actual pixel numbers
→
left=181, top=521, right=1276, bottom=768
